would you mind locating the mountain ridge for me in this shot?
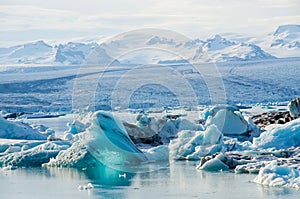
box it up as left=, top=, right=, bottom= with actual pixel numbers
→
left=0, top=24, right=299, bottom=65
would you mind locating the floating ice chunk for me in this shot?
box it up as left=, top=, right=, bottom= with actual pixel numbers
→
left=119, top=173, right=127, bottom=178
left=202, top=106, right=260, bottom=141
left=197, top=157, right=229, bottom=171
left=253, top=161, right=300, bottom=188
left=288, top=97, right=300, bottom=117
left=0, top=116, right=47, bottom=140
left=123, top=121, right=157, bottom=140
left=45, top=111, right=153, bottom=169
left=127, top=111, right=201, bottom=144
left=205, top=109, right=248, bottom=135
left=0, top=141, right=71, bottom=167
left=253, top=118, right=300, bottom=149
left=201, top=105, right=240, bottom=120
left=78, top=183, right=94, bottom=190
left=87, top=111, right=148, bottom=165
left=235, top=161, right=269, bottom=174
left=169, top=124, right=224, bottom=160
left=159, top=118, right=202, bottom=143
left=142, top=145, right=169, bottom=161
left=44, top=140, right=96, bottom=168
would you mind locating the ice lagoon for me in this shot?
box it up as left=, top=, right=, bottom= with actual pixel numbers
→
left=1, top=59, right=300, bottom=198
left=2, top=161, right=300, bottom=199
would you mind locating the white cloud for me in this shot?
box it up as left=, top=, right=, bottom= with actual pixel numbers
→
left=0, top=0, right=299, bottom=43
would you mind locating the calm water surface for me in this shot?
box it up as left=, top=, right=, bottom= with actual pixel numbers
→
left=1, top=161, right=299, bottom=199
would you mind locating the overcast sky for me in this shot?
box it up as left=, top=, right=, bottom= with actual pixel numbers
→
left=0, top=0, right=299, bottom=45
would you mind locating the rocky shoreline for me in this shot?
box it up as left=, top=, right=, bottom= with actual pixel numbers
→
left=251, top=111, right=295, bottom=128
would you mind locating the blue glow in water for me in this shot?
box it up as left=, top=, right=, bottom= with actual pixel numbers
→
left=1, top=161, right=300, bottom=199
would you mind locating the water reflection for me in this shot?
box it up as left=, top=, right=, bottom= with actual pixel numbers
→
left=82, top=160, right=169, bottom=187
left=2, top=161, right=300, bottom=199
left=84, top=165, right=135, bottom=187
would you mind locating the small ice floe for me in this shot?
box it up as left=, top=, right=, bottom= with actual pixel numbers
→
left=119, top=173, right=127, bottom=178
left=2, top=165, right=17, bottom=171
left=253, top=161, right=300, bottom=188
left=288, top=96, right=300, bottom=118
left=78, top=183, right=94, bottom=190
left=197, top=156, right=229, bottom=172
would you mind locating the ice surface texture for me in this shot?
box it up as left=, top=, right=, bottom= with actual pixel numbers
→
left=253, top=161, right=300, bottom=188
left=253, top=118, right=300, bottom=149
left=0, top=116, right=47, bottom=140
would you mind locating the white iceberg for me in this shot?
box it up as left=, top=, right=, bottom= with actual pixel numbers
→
left=0, top=116, right=47, bottom=140
left=204, top=107, right=260, bottom=140
left=159, top=118, right=202, bottom=143
left=142, top=145, right=169, bottom=162
left=169, top=124, right=224, bottom=160
left=253, top=118, right=300, bottom=149
left=44, top=139, right=97, bottom=168
left=253, top=161, right=300, bottom=188
left=0, top=141, right=71, bottom=167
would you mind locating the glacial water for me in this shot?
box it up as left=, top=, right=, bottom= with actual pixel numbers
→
left=1, top=161, right=299, bottom=199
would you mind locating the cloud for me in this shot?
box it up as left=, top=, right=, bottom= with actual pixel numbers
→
left=0, top=0, right=299, bottom=43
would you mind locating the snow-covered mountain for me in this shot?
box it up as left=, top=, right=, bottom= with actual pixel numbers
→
left=0, top=40, right=54, bottom=64
left=192, top=35, right=275, bottom=62
left=0, top=41, right=118, bottom=65
left=0, top=25, right=299, bottom=65
left=55, top=42, right=98, bottom=65
left=99, top=33, right=275, bottom=64
left=259, top=24, right=300, bottom=58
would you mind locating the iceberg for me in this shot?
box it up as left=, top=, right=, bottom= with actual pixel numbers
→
left=0, top=141, right=71, bottom=167
left=288, top=97, right=300, bottom=117
left=197, top=157, right=229, bottom=171
left=124, top=111, right=201, bottom=145
left=87, top=111, right=148, bottom=166
left=169, top=106, right=261, bottom=161
left=253, top=118, right=300, bottom=149
left=123, top=112, right=165, bottom=146
left=0, top=116, right=47, bottom=140
left=204, top=106, right=260, bottom=141
left=169, top=124, right=224, bottom=160
left=44, top=140, right=98, bottom=168
left=253, top=161, right=300, bottom=188
left=45, top=111, right=170, bottom=170
left=45, top=111, right=148, bottom=169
